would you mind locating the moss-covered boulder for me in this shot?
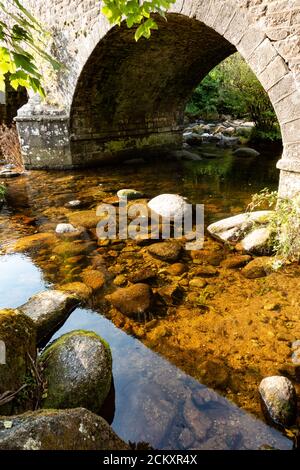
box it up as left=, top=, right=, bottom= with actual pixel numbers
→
left=40, top=331, right=112, bottom=414
left=19, top=290, right=80, bottom=345
left=0, top=408, right=128, bottom=450
left=0, top=309, right=36, bottom=415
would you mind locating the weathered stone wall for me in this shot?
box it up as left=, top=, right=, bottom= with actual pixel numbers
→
left=12, top=0, right=300, bottom=196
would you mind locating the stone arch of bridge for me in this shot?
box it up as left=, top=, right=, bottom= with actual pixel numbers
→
left=16, top=1, right=300, bottom=197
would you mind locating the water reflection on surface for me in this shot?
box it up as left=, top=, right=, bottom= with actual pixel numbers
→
left=0, top=254, right=49, bottom=309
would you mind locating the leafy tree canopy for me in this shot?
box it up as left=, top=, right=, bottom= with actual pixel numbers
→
left=0, top=0, right=60, bottom=96
left=102, top=0, right=175, bottom=40
left=0, top=0, right=174, bottom=96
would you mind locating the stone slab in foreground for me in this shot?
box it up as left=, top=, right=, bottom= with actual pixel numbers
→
left=19, top=290, right=80, bottom=344
left=0, top=408, right=129, bottom=450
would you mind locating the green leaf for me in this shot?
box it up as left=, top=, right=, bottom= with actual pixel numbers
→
left=135, top=23, right=145, bottom=41
left=10, top=70, right=30, bottom=89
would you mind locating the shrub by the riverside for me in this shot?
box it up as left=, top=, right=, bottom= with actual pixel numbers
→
left=247, top=188, right=300, bottom=264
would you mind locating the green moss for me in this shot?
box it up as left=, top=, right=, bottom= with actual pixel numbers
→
left=0, top=309, right=36, bottom=414
left=40, top=330, right=112, bottom=414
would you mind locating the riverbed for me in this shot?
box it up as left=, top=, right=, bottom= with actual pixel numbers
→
left=0, top=143, right=298, bottom=449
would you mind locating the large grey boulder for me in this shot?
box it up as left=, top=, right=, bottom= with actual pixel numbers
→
left=0, top=408, right=128, bottom=450
left=19, top=290, right=80, bottom=344
left=259, top=376, right=297, bottom=426
left=40, top=331, right=112, bottom=414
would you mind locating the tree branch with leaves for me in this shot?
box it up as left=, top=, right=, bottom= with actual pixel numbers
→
left=0, top=0, right=60, bottom=96
left=102, top=0, right=175, bottom=40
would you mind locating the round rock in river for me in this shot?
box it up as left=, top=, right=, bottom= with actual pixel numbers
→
left=40, top=330, right=112, bottom=414
left=105, top=283, right=152, bottom=319
left=259, top=376, right=297, bottom=426
left=148, top=194, right=189, bottom=220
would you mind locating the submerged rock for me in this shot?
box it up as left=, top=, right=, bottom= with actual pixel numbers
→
left=0, top=309, right=36, bottom=415
left=128, top=267, right=157, bottom=283
left=80, top=269, right=106, bottom=293
left=183, top=132, right=202, bottom=146
left=68, top=210, right=102, bottom=229
left=52, top=240, right=95, bottom=257
left=291, top=340, right=300, bottom=365
left=19, top=290, right=79, bottom=344
left=192, top=266, right=218, bottom=277
left=241, top=257, right=272, bottom=279
left=183, top=397, right=212, bottom=440
left=222, top=255, right=252, bottom=269
left=233, top=147, right=260, bottom=158
left=148, top=241, right=182, bottom=262
left=148, top=194, right=189, bottom=220
left=0, top=408, right=128, bottom=450
left=40, top=331, right=112, bottom=414
left=259, top=376, right=296, bottom=426
left=166, top=263, right=186, bottom=276
left=190, top=249, right=223, bottom=266
left=59, top=282, right=92, bottom=301
left=106, top=283, right=152, bottom=318
left=8, top=232, right=57, bottom=253
left=189, top=278, right=208, bottom=289
left=156, top=284, right=183, bottom=305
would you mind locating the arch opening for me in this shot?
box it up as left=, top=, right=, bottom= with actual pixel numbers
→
left=70, top=14, right=236, bottom=165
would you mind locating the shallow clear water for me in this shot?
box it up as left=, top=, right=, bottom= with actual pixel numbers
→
left=1, top=143, right=295, bottom=449
left=49, top=307, right=292, bottom=450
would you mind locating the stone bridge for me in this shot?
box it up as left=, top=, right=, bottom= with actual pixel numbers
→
left=14, top=0, right=300, bottom=198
